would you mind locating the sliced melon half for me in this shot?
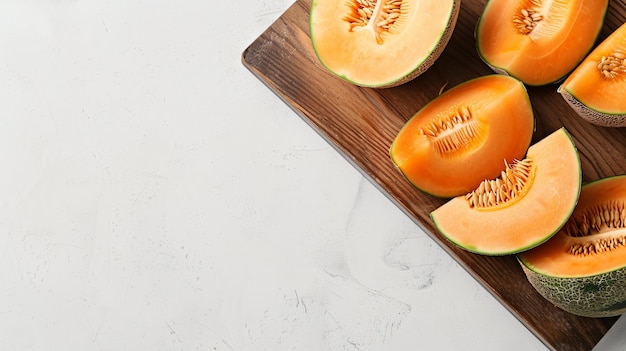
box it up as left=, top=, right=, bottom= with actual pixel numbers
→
left=310, top=0, right=460, bottom=88
left=390, top=75, right=534, bottom=198
left=476, top=0, right=608, bottom=86
left=559, top=22, right=626, bottom=127
left=519, top=175, right=626, bottom=317
left=430, top=128, right=581, bottom=255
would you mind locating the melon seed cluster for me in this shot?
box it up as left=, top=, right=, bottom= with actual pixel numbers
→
left=568, top=236, right=626, bottom=256
left=465, top=159, right=533, bottom=208
left=564, top=200, right=626, bottom=256
left=343, top=0, right=403, bottom=43
left=419, top=106, right=482, bottom=157
left=513, top=1, right=544, bottom=35
left=598, top=51, right=626, bottom=79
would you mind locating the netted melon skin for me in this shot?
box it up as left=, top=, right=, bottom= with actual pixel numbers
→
left=560, top=88, right=626, bottom=127
left=521, top=263, right=626, bottom=318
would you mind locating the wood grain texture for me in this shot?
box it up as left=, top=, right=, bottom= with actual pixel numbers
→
left=242, top=0, right=626, bottom=349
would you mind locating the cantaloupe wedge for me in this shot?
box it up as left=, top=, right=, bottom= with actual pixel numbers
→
left=390, top=75, right=534, bottom=198
left=559, top=22, right=626, bottom=127
left=431, top=128, right=581, bottom=255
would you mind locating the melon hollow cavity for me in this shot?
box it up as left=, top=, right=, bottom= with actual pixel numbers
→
left=344, top=0, right=406, bottom=44
left=563, top=200, right=626, bottom=256
left=512, top=0, right=563, bottom=39
left=466, top=158, right=534, bottom=210
left=419, top=106, right=485, bottom=158
left=310, top=0, right=460, bottom=87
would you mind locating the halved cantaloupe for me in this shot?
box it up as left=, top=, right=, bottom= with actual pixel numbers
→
left=519, top=175, right=626, bottom=317
left=431, top=128, right=581, bottom=255
left=559, top=22, right=626, bottom=127
left=476, top=0, right=608, bottom=86
left=310, top=0, right=460, bottom=88
left=390, top=75, right=534, bottom=198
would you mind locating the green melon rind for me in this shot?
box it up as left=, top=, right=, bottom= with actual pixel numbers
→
left=519, top=258, right=626, bottom=318
left=559, top=87, right=626, bottom=127
left=310, top=0, right=460, bottom=88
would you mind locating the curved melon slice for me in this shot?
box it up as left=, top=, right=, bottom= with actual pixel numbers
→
left=430, top=128, right=581, bottom=255
left=519, top=175, right=626, bottom=317
left=475, top=0, right=608, bottom=86
left=558, top=22, right=626, bottom=127
left=310, top=0, right=460, bottom=88
left=390, top=75, right=534, bottom=198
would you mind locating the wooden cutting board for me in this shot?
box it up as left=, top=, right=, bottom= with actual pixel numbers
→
left=242, top=0, right=626, bottom=349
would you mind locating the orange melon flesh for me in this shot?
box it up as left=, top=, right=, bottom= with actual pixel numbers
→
left=559, top=22, right=626, bottom=118
left=520, top=175, right=626, bottom=278
left=310, top=0, right=459, bottom=87
left=476, top=0, right=608, bottom=86
left=390, top=75, right=534, bottom=198
left=431, top=128, right=581, bottom=255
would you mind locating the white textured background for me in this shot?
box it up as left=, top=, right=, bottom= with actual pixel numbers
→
left=0, top=1, right=625, bottom=350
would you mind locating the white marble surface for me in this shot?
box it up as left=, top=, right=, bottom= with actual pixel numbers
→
left=0, top=0, right=625, bottom=350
